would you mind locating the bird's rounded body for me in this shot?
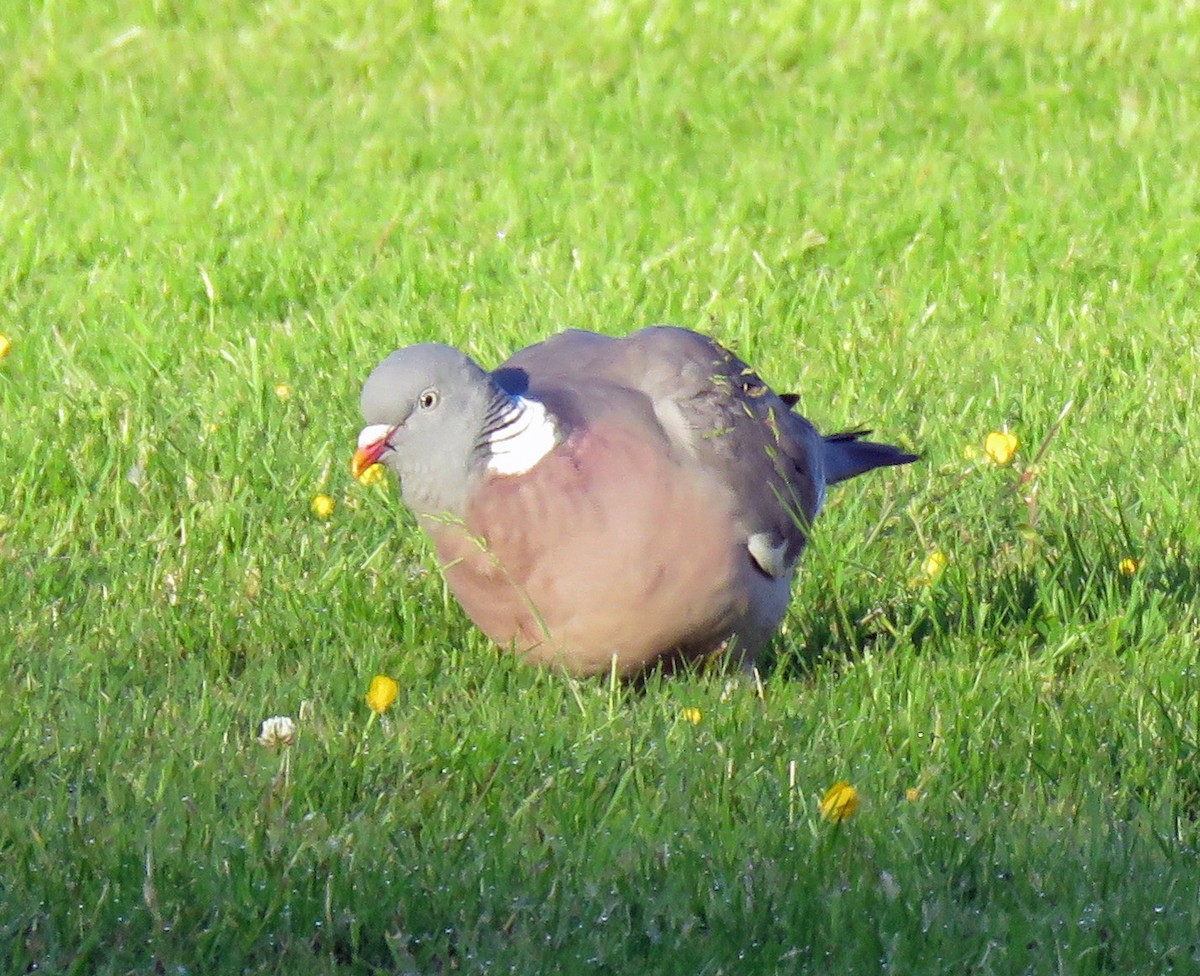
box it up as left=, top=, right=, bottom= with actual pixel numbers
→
left=426, top=406, right=790, bottom=676
left=354, top=326, right=916, bottom=677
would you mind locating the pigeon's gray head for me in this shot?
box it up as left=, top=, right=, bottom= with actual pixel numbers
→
left=353, top=343, right=511, bottom=517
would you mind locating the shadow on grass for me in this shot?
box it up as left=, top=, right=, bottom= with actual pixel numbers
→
left=765, top=529, right=1199, bottom=683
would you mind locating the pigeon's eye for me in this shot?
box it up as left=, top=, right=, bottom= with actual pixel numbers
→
left=418, top=388, right=439, bottom=410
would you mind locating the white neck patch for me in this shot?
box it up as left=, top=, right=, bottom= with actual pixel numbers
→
left=486, top=396, right=558, bottom=475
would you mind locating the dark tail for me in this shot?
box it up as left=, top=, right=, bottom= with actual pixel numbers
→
left=822, top=429, right=919, bottom=485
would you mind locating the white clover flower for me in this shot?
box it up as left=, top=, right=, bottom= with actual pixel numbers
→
left=258, top=715, right=296, bottom=748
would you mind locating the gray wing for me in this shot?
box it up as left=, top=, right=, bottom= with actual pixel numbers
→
left=499, top=326, right=824, bottom=576
left=621, top=326, right=825, bottom=573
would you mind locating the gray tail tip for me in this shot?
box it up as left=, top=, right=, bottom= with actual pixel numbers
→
left=823, top=429, right=919, bottom=485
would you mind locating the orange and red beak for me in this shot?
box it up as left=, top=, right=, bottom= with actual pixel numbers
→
left=351, top=424, right=396, bottom=479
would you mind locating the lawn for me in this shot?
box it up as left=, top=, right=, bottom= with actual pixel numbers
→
left=2, top=0, right=1199, bottom=973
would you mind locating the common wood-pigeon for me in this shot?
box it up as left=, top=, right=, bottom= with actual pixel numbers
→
left=352, top=326, right=916, bottom=677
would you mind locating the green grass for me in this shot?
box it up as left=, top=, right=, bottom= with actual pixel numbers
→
left=3, top=0, right=1199, bottom=972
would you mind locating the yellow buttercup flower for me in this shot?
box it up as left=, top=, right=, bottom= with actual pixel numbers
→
left=356, top=462, right=386, bottom=486
left=0, top=334, right=11, bottom=361
left=366, top=675, right=399, bottom=714
left=984, top=431, right=1019, bottom=465
left=905, top=787, right=922, bottom=802
left=1118, top=557, right=1140, bottom=576
left=682, top=707, right=702, bottom=725
left=311, top=494, right=335, bottom=518
left=274, top=383, right=292, bottom=400
left=922, top=551, right=948, bottom=581
left=820, top=781, right=858, bottom=823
